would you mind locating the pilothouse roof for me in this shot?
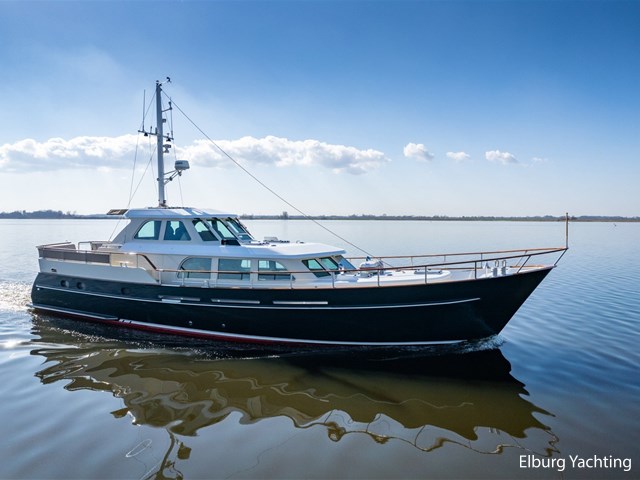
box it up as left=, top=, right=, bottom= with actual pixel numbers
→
left=109, top=207, right=239, bottom=219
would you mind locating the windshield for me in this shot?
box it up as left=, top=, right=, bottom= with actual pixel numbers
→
left=224, top=218, right=254, bottom=241
left=205, top=218, right=236, bottom=241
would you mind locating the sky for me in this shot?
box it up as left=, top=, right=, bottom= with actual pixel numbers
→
left=1, top=0, right=638, bottom=217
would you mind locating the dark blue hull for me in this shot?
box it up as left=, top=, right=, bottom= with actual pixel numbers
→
left=31, top=268, right=552, bottom=345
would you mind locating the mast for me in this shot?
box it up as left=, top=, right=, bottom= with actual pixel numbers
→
left=138, top=78, right=181, bottom=207
left=156, top=80, right=166, bottom=207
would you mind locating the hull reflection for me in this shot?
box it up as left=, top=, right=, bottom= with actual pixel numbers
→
left=30, top=315, right=558, bottom=468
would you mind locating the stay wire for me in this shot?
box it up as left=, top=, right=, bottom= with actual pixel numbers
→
left=111, top=91, right=156, bottom=242
left=127, top=134, right=141, bottom=208
left=170, top=98, right=376, bottom=258
left=109, top=133, right=141, bottom=242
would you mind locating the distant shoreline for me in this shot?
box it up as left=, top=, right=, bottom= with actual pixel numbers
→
left=1, top=210, right=638, bottom=222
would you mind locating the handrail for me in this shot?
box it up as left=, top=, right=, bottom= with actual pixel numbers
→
left=346, top=246, right=566, bottom=262
left=158, top=247, right=567, bottom=283
left=37, top=242, right=567, bottom=288
left=38, top=244, right=158, bottom=271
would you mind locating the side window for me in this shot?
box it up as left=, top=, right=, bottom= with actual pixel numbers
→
left=192, top=219, right=218, bottom=241
left=335, top=255, right=356, bottom=270
left=164, top=221, right=191, bottom=241
left=302, top=259, right=330, bottom=277
left=258, top=260, right=290, bottom=281
left=319, top=257, right=339, bottom=271
left=134, top=220, right=162, bottom=240
left=179, top=257, right=212, bottom=279
left=218, top=258, right=251, bottom=281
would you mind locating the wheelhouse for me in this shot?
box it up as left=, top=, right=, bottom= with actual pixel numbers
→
left=112, top=208, right=254, bottom=246
left=101, top=207, right=352, bottom=285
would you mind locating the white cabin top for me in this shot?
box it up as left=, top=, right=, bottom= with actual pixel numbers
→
left=106, top=207, right=347, bottom=260
left=114, top=207, right=239, bottom=219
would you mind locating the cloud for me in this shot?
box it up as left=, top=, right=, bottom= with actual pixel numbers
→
left=0, top=135, right=140, bottom=172
left=179, top=136, right=389, bottom=175
left=403, top=143, right=434, bottom=162
left=1, top=134, right=389, bottom=175
left=485, top=150, right=518, bottom=165
left=446, top=151, right=470, bottom=163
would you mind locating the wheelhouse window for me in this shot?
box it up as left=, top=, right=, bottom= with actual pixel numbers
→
left=224, top=218, right=253, bottom=242
left=209, top=218, right=237, bottom=242
left=335, top=255, right=356, bottom=271
left=178, top=257, right=212, bottom=279
left=134, top=220, right=162, bottom=240
left=218, top=258, right=251, bottom=281
left=258, top=260, right=290, bottom=281
left=192, top=219, right=218, bottom=242
left=302, top=257, right=341, bottom=278
left=319, top=257, right=340, bottom=271
left=302, top=259, right=331, bottom=278
left=164, top=221, right=191, bottom=241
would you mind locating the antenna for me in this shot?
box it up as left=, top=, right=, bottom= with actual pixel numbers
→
left=141, top=90, right=146, bottom=133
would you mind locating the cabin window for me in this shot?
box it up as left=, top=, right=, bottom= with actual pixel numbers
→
left=335, top=255, right=356, bottom=270
left=164, top=221, right=191, bottom=241
left=134, top=220, right=162, bottom=240
left=224, top=218, right=253, bottom=241
left=258, top=260, right=291, bottom=281
left=179, top=257, right=212, bottom=279
left=209, top=218, right=236, bottom=241
left=302, top=259, right=331, bottom=278
left=218, top=258, right=251, bottom=281
left=319, top=257, right=340, bottom=271
left=192, top=219, right=218, bottom=241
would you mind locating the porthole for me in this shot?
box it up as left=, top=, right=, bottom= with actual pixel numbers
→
left=76, top=282, right=86, bottom=290
left=121, top=287, right=131, bottom=295
left=60, top=280, right=69, bottom=288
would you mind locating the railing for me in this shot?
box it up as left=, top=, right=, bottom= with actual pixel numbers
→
left=37, top=242, right=160, bottom=281
left=158, top=246, right=567, bottom=288
left=37, top=243, right=111, bottom=265
left=37, top=242, right=567, bottom=289
left=347, top=246, right=566, bottom=267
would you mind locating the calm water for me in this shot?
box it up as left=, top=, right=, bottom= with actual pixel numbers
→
left=0, top=219, right=638, bottom=479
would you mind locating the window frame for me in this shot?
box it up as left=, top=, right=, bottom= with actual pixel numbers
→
left=134, top=220, right=162, bottom=240
left=164, top=220, right=191, bottom=241
left=192, top=219, right=219, bottom=242
left=178, top=257, right=212, bottom=279
left=218, top=258, right=252, bottom=281
left=224, top=217, right=254, bottom=242
left=257, top=259, right=291, bottom=281
left=302, top=258, right=331, bottom=278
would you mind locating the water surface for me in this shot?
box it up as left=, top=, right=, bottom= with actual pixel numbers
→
left=0, top=219, right=638, bottom=479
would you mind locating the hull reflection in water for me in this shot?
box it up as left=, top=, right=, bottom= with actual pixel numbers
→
left=30, top=316, right=558, bottom=472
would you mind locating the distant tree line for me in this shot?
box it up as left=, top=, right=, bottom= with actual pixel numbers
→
left=1, top=210, right=638, bottom=222
left=240, top=213, right=639, bottom=222
left=0, top=210, right=79, bottom=219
